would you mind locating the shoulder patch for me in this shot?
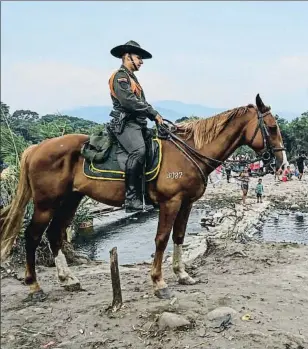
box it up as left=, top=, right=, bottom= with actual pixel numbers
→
left=117, top=77, right=128, bottom=83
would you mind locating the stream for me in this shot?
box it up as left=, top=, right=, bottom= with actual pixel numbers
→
left=74, top=208, right=308, bottom=265
left=259, top=210, right=308, bottom=244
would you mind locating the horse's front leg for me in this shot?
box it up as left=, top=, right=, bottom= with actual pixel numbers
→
left=151, top=198, right=182, bottom=299
left=172, top=202, right=196, bottom=285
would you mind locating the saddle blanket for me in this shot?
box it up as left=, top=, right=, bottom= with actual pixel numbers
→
left=83, top=138, right=162, bottom=182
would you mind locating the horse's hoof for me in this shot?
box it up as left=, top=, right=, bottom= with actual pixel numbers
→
left=154, top=287, right=172, bottom=299
left=64, top=282, right=81, bottom=292
left=60, top=278, right=81, bottom=292
left=178, top=276, right=197, bottom=285
left=23, top=289, right=47, bottom=303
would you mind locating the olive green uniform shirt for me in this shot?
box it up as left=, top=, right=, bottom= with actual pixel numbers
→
left=110, top=65, right=158, bottom=126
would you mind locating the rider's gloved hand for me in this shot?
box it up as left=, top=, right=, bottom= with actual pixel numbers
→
left=154, top=113, right=164, bottom=125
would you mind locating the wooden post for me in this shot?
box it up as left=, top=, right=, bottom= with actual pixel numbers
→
left=109, top=247, right=122, bottom=311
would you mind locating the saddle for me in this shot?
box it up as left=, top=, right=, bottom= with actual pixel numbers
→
left=81, top=125, right=162, bottom=182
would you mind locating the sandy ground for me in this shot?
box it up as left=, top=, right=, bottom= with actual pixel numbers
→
left=1, top=174, right=308, bottom=349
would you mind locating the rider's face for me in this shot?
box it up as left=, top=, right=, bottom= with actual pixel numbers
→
left=131, top=54, right=143, bottom=71
left=124, top=53, right=143, bottom=71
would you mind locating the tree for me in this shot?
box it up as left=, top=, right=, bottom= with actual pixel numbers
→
left=276, top=112, right=308, bottom=158
left=175, top=115, right=201, bottom=123
left=233, top=145, right=255, bottom=159
left=4, top=109, right=39, bottom=141
left=0, top=101, right=10, bottom=119
left=11, top=109, right=39, bottom=122
left=175, top=116, right=190, bottom=123
left=276, top=115, right=294, bottom=156
left=289, top=113, right=308, bottom=152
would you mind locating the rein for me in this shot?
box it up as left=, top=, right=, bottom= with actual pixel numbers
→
left=158, top=110, right=285, bottom=182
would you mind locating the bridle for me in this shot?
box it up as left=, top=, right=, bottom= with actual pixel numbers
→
left=158, top=108, right=286, bottom=184
left=246, top=110, right=285, bottom=164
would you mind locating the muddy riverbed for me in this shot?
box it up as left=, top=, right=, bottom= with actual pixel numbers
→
left=1, top=174, right=308, bottom=349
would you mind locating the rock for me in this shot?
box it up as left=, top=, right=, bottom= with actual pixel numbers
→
left=197, top=327, right=207, bottom=338
left=158, top=312, right=191, bottom=330
left=206, top=307, right=237, bottom=329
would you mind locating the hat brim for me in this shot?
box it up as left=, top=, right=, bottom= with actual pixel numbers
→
left=110, top=45, right=152, bottom=59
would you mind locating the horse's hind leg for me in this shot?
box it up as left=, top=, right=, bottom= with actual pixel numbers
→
left=24, top=206, right=53, bottom=301
left=172, top=202, right=196, bottom=285
left=46, top=192, right=83, bottom=291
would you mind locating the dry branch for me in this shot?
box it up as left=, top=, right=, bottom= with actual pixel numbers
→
left=109, top=247, right=123, bottom=311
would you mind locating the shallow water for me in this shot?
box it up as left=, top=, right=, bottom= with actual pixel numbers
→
left=74, top=208, right=308, bottom=264
left=259, top=211, right=308, bottom=244
left=73, top=208, right=206, bottom=264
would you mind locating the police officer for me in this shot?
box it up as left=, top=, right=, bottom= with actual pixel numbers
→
left=109, top=40, right=164, bottom=212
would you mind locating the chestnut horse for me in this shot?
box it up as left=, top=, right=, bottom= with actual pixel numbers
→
left=0, top=94, right=287, bottom=300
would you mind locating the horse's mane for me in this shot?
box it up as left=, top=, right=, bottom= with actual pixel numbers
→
left=176, top=104, right=256, bottom=149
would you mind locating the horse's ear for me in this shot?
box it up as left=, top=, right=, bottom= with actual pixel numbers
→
left=256, top=94, right=265, bottom=111
left=256, top=94, right=270, bottom=113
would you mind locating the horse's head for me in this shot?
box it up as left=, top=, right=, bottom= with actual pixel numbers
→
left=243, top=94, right=288, bottom=170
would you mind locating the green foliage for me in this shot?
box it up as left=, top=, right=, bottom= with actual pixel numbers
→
left=276, top=112, right=308, bottom=159
left=1, top=104, right=101, bottom=146
left=0, top=101, right=10, bottom=119
left=233, top=145, right=255, bottom=159
left=0, top=126, right=29, bottom=165
left=1, top=106, right=30, bottom=165
left=70, top=197, right=95, bottom=232
left=175, top=115, right=201, bottom=123
left=0, top=102, right=102, bottom=241
left=11, top=109, right=39, bottom=121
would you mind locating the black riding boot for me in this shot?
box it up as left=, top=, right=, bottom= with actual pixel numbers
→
left=125, top=157, right=152, bottom=213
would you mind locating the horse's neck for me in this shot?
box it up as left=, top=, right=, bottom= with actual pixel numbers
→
left=198, top=114, right=250, bottom=166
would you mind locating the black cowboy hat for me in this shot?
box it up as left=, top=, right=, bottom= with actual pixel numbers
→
left=110, top=40, right=152, bottom=59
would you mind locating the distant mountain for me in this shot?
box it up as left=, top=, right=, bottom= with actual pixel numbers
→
left=61, top=100, right=298, bottom=124
left=61, top=105, right=183, bottom=124
left=61, top=106, right=112, bottom=123
left=154, top=100, right=225, bottom=118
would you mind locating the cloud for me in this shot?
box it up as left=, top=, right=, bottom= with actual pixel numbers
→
left=1, top=55, right=307, bottom=115
left=1, top=60, right=176, bottom=114
left=1, top=61, right=112, bottom=113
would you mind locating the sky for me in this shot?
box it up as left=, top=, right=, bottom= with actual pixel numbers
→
left=1, top=1, right=308, bottom=115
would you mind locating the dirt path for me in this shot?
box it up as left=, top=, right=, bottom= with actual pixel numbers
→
left=1, top=239, right=308, bottom=349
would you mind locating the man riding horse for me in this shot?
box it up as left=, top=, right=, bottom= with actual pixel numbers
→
left=109, top=40, right=164, bottom=213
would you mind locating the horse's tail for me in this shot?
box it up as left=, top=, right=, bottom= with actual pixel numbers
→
left=0, top=145, right=37, bottom=262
